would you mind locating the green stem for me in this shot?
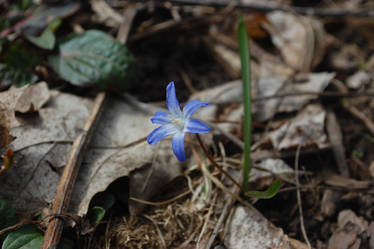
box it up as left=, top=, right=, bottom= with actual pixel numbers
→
left=238, top=16, right=252, bottom=191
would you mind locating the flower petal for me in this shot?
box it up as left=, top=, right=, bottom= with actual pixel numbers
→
left=147, top=124, right=177, bottom=145
left=166, top=81, right=182, bottom=116
left=151, top=112, right=172, bottom=125
left=185, top=119, right=210, bottom=134
left=172, top=132, right=186, bottom=161
left=183, top=100, right=209, bottom=118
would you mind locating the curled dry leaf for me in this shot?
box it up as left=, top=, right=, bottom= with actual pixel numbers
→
left=15, top=82, right=50, bottom=113
left=90, top=0, right=124, bottom=28
left=346, top=70, right=371, bottom=89
left=252, top=158, right=294, bottom=182
left=0, top=90, right=183, bottom=216
left=265, top=11, right=329, bottom=71
left=0, top=82, right=50, bottom=149
left=0, top=91, right=92, bottom=211
left=276, top=72, right=335, bottom=113
left=191, top=72, right=333, bottom=128
left=268, top=104, right=328, bottom=150
left=327, top=210, right=369, bottom=249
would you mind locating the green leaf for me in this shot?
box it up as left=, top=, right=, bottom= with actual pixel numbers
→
left=245, top=179, right=281, bottom=199
left=238, top=15, right=252, bottom=191
left=25, top=18, right=61, bottom=50
left=0, top=200, right=17, bottom=240
left=2, top=224, right=43, bottom=249
left=19, top=0, right=33, bottom=11
left=87, top=206, right=106, bottom=225
left=0, top=44, right=39, bottom=87
left=47, top=18, right=62, bottom=33
left=49, top=30, right=135, bottom=88
left=26, top=28, right=55, bottom=50
left=87, top=192, right=115, bottom=225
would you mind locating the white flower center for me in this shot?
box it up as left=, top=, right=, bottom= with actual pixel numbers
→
left=172, top=117, right=185, bottom=131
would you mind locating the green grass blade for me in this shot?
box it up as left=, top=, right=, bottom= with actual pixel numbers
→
left=238, top=16, right=252, bottom=191
left=245, top=179, right=281, bottom=199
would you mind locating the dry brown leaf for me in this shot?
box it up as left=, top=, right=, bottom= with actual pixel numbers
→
left=0, top=90, right=184, bottom=215
left=90, top=0, right=123, bottom=28
left=265, top=11, right=328, bottom=71
left=328, top=210, right=368, bottom=249
left=268, top=104, right=328, bottom=150
left=243, top=13, right=269, bottom=38
left=320, top=189, right=341, bottom=218
left=15, top=82, right=50, bottom=113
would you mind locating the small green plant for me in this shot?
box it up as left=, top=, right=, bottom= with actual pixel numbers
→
left=238, top=16, right=280, bottom=198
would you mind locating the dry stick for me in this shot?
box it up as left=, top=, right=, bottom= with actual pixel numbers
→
left=206, top=193, right=235, bottom=249
left=164, top=0, right=374, bottom=18
left=326, top=109, right=349, bottom=177
left=41, top=92, right=106, bottom=249
left=195, top=134, right=246, bottom=194
left=342, top=100, right=374, bottom=136
left=295, top=145, right=311, bottom=249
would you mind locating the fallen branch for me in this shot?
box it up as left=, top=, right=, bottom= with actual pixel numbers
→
left=295, top=145, right=311, bottom=249
left=41, top=92, right=106, bottom=249
left=165, top=0, right=374, bottom=18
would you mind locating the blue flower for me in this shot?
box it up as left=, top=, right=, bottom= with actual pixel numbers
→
left=147, top=81, right=211, bottom=161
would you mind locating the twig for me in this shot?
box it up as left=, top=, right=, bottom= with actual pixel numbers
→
left=295, top=145, right=311, bottom=249
left=197, top=193, right=216, bottom=246
left=179, top=68, right=198, bottom=94
left=129, top=189, right=191, bottom=206
left=164, top=0, right=374, bottom=18
left=41, top=92, right=106, bottom=249
left=195, top=134, right=246, bottom=194
left=128, top=14, right=223, bottom=41
left=206, top=193, right=235, bottom=249
left=199, top=158, right=252, bottom=209
left=117, top=3, right=141, bottom=44
left=202, top=90, right=374, bottom=106
left=13, top=140, right=73, bottom=153
left=208, top=122, right=244, bottom=149
left=342, top=100, right=374, bottom=137
left=143, top=215, right=167, bottom=249
left=326, top=109, right=349, bottom=177
left=0, top=220, right=39, bottom=236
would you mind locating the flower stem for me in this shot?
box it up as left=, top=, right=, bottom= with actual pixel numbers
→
left=196, top=134, right=246, bottom=194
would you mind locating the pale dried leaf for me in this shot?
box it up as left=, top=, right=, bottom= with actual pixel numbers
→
left=320, top=189, right=341, bottom=218
left=15, top=82, right=50, bottom=113
left=0, top=91, right=183, bottom=215
left=90, top=0, right=123, bottom=28
left=265, top=11, right=327, bottom=71
left=251, top=158, right=294, bottom=182
left=268, top=104, right=328, bottom=150
left=0, top=91, right=91, bottom=211
left=327, top=210, right=368, bottom=249
left=347, top=70, right=371, bottom=89
left=278, top=72, right=335, bottom=113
